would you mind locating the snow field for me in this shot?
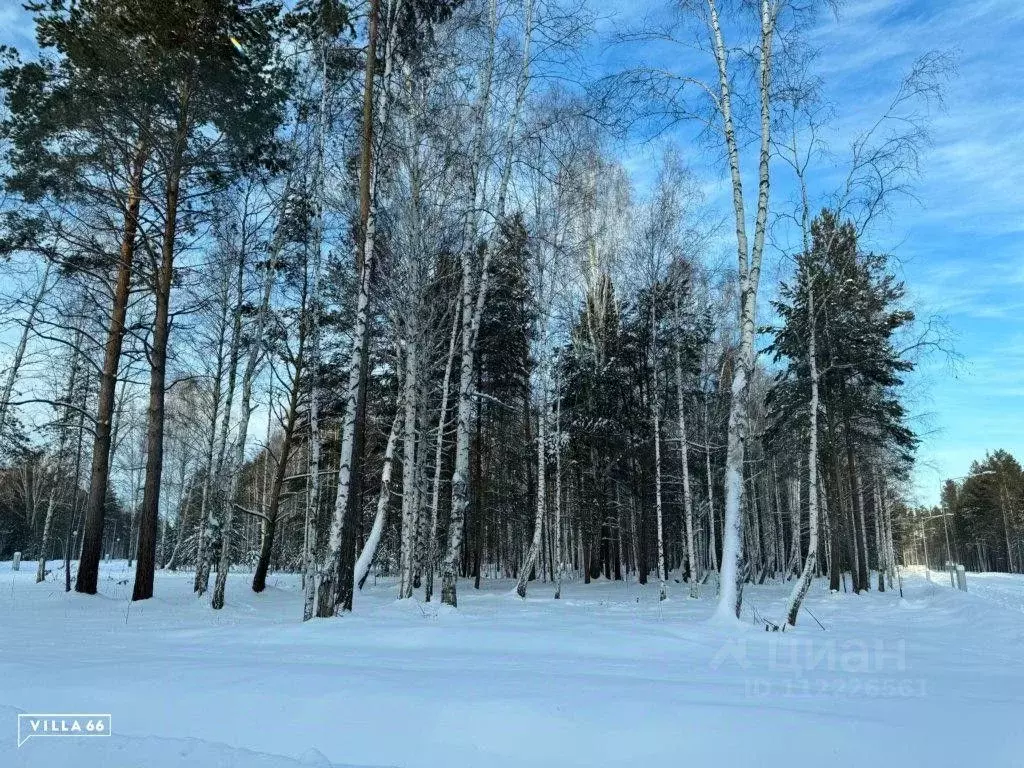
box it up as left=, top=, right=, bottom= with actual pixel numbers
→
left=2, top=561, right=1024, bottom=767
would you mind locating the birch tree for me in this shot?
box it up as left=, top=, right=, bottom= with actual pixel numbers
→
left=210, top=186, right=284, bottom=609
left=440, top=0, right=535, bottom=608
left=316, top=0, right=406, bottom=617
left=705, top=0, right=780, bottom=620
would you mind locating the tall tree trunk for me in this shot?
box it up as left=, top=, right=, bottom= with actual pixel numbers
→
left=36, top=315, right=82, bottom=583
left=189, top=341, right=228, bottom=582
left=354, top=408, right=403, bottom=590
left=398, top=334, right=420, bottom=599
left=36, top=468, right=59, bottom=583
left=872, top=474, right=885, bottom=592
left=651, top=309, right=667, bottom=601
left=784, top=283, right=820, bottom=626
left=425, top=291, right=461, bottom=602
left=301, top=7, right=330, bottom=619
left=77, top=139, right=148, bottom=595
left=252, top=325, right=305, bottom=593
left=788, top=473, right=802, bottom=576
left=472, top=397, right=485, bottom=590
left=882, top=480, right=896, bottom=587
left=675, top=339, right=698, bottom=597
left=302, top=384, right=322, bottom=620
left=210, top=227, right=278, bottom=609
left=441, top=0, right=499, bottom=607
left=772, top=461, right=784, bottom=577
left=166, top=480, right=193, bottom=572
left=708, top=0, right=775, bottom=621
left=317, top=0, right=402, bottom=617
left=337, top=0, right=409, bottom=618
left=195, top=230, right=246, bottom=595
left=553, top=358, right=563, bottom=599
left=441, top=0, right=532, bottom=607
left=517, top=347, right=547, bottom=598
left=704, top=396, right=718, bottom=573
left=133, top=123, right=186, bottom=601
left=411, top=381, right=430, bottom=589
left=845, top=466, right=861, bottom=593
left=840, top=383, right=868, bottom=592
left=854, top=459, right=869, bottom=588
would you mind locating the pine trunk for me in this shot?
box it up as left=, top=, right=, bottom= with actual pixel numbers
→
left=77, top=139, right=148, bottom=595
left=133, top=132, right=185, bottom=601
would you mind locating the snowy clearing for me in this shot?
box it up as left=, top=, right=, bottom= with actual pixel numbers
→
left=3, top=562, right=1024, bottom=767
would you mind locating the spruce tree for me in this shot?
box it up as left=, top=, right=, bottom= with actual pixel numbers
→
left=768, top=210, right=917, bottom=595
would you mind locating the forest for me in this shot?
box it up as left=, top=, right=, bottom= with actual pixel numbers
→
left=0, top=0, right=1016, bottom=634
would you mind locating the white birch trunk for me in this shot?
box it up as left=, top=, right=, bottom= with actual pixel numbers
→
left=399, top=336, right=420, bottom=599
left=708, top=0, right=776, bottom=622
left=651, top=303, right=667, bottom=601
left=516, top=346, right=546, bottom=598
left=441, top=0, right=533, bottom=608
left=195, top=254, right=242, bottom=594
left=316, top=1, right=402, bottom=616
left=354, top=408, right=403, bottom=590
left=784, top=284, right=820, bottom=627
left=36, top=478, right=58, bottom=583
left=411, top=384, right=430, bottom=588
left=318, top=256, right=373, bottom=613
left=675, top=341, right=698, bottom=598
left=553, top=357, right=563, bottom=599
left=788, top=474, right=802, bottom=576
left=440, top=0, right=500, bottom=609
left=210, top=236, right=277, bottom=610
left=302, top=18, right=330, bottom=622
left=36, top=314, right=82, bottom=583
left=425, top=291, right=462, bottom=602
left=855, top=464, right=869, bottom=587
left=302, top=290, right=323, bottom=618
left=705, top=397, right=718, bottom=573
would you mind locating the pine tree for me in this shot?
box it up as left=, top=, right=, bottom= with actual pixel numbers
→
left=768, top=210, right=917, bottom=612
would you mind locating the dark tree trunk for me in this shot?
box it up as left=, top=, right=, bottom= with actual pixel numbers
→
left=824, top=412, right=843, bottom=592
left=77, top=140, right=147, bottom=595
left=253, top=355, right=303, bottom=593
left=132, top=141, right=184, bottom=601
left=842, top=403, right=869, bottom=592
left=473, top=371, right=484, bottom=588
left=331, top=0, right=380, bottom=616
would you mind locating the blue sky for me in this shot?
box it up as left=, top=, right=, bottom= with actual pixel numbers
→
left=2, top=0, right=1021, bottom=505
left=791, top=0, right=1024, bottom=505
left=838, top=0, right=1024, bottom=504
left=588, top=0, right=1024, bottom=505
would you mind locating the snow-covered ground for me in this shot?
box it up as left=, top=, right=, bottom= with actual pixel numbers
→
left=3, top=561, right=1024, bottom=767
